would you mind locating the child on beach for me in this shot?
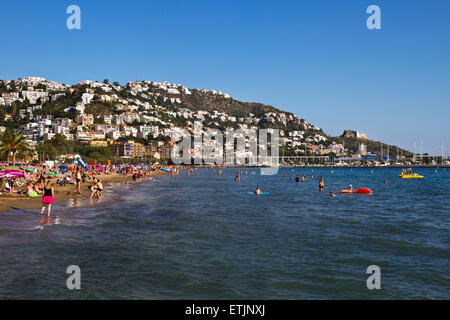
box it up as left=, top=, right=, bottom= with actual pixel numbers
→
left=5, top=179, right=14, bottom=193
left=34, top=179, right=44, bottom=194
left=22, top=181, right=38, bottom=197
left=89, top=178, right=103, bottom=199
left=40, top=179, right=55, bottom=217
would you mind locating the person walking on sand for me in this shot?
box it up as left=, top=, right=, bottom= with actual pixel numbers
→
left=40, top=179, right=55, bottom=217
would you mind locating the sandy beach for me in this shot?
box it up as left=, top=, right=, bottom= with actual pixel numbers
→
left=0, top=171, right=171, bottom=213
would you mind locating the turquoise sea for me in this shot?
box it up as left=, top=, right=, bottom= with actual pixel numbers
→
left=0, top=167, right=448, bottom=299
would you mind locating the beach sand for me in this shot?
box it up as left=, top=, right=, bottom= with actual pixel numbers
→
left=0, top=171, right=171, bottom=213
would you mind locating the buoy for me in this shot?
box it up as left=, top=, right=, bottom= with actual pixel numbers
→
left=371, top=170, right=373, bottom=173
left=331, top=170, right=334, bottom=174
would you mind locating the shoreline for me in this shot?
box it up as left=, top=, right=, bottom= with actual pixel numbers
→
left=1, top=165, right=445, bottom=213
left=195, top=164, right=450, bottom=169
left=0, top=171, right=171, bottom=214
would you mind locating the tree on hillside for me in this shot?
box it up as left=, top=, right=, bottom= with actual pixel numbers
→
left=0, top=129, right=34, bottom=166
left=36, top=83, right=47, bottom=91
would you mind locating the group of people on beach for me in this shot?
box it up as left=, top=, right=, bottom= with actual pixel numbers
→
left=0, top=162, right=173, bottom=217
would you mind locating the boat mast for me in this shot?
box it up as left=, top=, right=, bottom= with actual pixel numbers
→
left=420, top=140, right=423, bottom=163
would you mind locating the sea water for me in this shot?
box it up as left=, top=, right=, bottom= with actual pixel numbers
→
left=0, top=167, right=448, bottom=299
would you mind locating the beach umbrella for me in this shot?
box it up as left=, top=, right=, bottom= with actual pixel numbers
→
left=59, top=165, right=68, bottom=168
left=95, top=166, right=105, bottom=171
left=1, top=170, right=26, bottom=176
left=24, top=167, right=36, bottom=172
left=46, top=172, right=57, bottom=176
left=0, top=172, right=17, bottom=179
left=0, top=170, right=26, bottom=178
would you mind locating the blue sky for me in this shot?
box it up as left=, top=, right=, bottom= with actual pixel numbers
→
left=0, top=0, right=449, bottom=153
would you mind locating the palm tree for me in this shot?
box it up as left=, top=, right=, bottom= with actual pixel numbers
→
left=0, top=129, right=34, bottom=166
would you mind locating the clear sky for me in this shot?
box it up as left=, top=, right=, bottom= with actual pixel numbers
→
left=0, top=0, right=449, bottom=154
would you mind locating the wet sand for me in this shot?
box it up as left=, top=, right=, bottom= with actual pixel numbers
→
left=0, top=171, right=171, bottom=213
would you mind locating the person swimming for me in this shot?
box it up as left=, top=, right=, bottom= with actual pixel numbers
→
left=235, top=173, right=240, bottom=182
left=255, top=186, right=262, bottom=194
left=330, top=192, right=337, bottom=197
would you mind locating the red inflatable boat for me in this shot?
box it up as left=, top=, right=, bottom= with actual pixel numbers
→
left=338, top=188, right=373, bottom=194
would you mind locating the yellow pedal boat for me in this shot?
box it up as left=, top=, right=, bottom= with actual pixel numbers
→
left=399, top=173, right=424, bottom=179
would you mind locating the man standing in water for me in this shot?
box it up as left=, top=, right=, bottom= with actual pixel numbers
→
left=235, top=173, right=240, bottom=182
left=74, top=166, right=82, bottom=194
left=301, top=174, right=305, bottom=183
left=295, top=175, right=300, bottom=183
left=319, top=176, right=324, bottom=192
